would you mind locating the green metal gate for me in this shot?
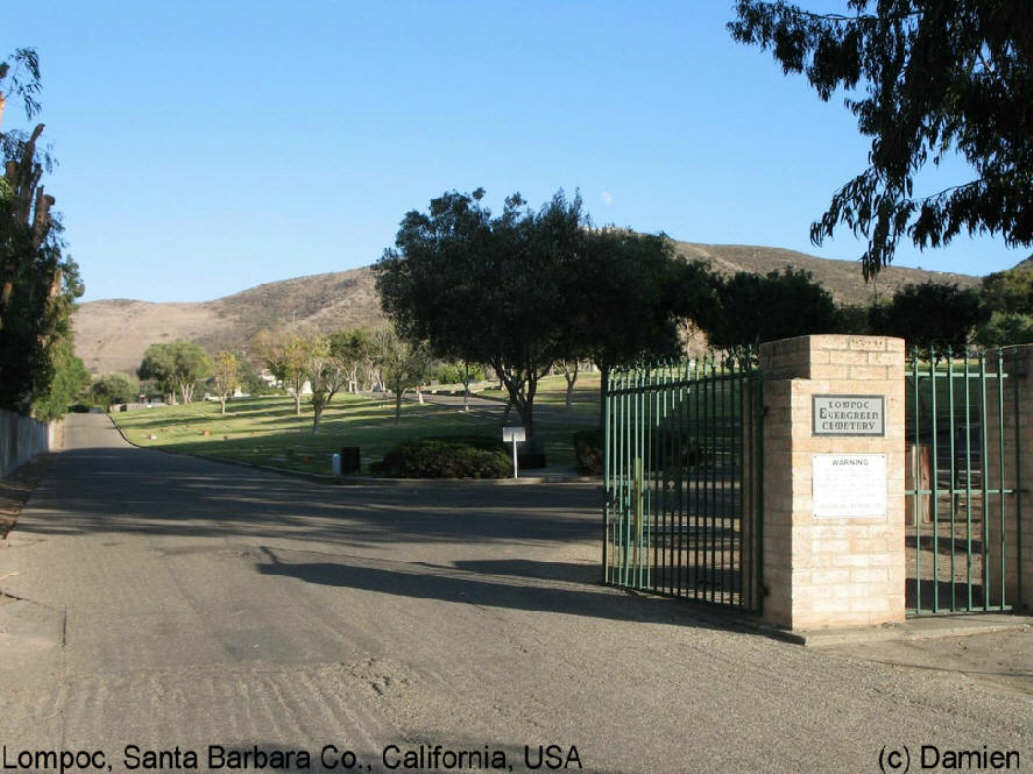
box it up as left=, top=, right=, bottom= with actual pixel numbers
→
left=603, top=356, right=764, bottom=612
left=906, top=348, right=1022, bottom=615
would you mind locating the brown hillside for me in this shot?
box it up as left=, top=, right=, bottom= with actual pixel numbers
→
left=672, top=242, right=979, bottom=306
left=73, top=245, right=980, bottom=375
left=74, top=267, right=386, bottom=375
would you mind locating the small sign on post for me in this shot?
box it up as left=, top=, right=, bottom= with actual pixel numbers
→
left=502, top=426, right=526, bottom=479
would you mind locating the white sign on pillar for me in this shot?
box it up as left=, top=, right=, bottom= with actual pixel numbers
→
left=812, top=453, right=887, bottom=519
left=502, top=426, right=526, bottom=479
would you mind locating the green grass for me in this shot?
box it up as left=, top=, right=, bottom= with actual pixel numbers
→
left=112, top=391, right=596, bottom=476
left=478, top=372, right=601, bottom=417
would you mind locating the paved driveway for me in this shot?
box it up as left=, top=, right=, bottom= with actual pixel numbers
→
left=0, top=413, right=1029, bottom=773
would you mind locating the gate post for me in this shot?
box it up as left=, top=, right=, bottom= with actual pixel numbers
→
left=758, top=335, right=906, bottom=630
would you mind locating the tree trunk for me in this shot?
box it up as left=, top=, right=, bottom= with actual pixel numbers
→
left=394, top=391, right=402, bottom=423
left=564, top=362, right=578, bottom=411
left=312, top=403, right=323, bottom=434
left=462, top=365, right=471, bottom=412
left=294, top=390, right=302, bottom=416
left=519, top=395, right=535, bottom=440
left=219, top=396, right=227, bottom=415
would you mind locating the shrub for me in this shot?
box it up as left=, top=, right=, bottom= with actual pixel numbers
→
left=89, top=373, right=138, bottom=407
left=974, top=311, right=1033, bottom=348
left=371, top=435, right=510, bottom=478
left=573, top=429, right=603, bottom=475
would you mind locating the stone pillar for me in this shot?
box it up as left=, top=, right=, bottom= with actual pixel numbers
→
left=759, top=335, right=906, bottom=630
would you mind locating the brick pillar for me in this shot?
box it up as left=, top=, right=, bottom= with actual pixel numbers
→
left=987, top=347, right=1033, bottom=611
left=758, top=335, right=906, bottom=630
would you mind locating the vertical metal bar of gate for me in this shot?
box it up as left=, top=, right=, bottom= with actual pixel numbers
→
left=981, top=354, right=990, bottom=611
left=603, top=354, right=763, bottom=612
left=931, top=346, right=939, bottom=613
left=911, top=350, right=922, bottom=610
left=997, top=350, right=1006, bottom=606
left=948, top=354, right=956, bottom=611
left=965, top=353, right=973, bottom=609
left=1015, top=353, right=1024, bottom=608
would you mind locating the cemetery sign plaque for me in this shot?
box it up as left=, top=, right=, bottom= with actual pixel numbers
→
left=813, top=394, right=885, bottom=436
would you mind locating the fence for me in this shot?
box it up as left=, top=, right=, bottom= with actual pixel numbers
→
left=0, top=408, right=53, bottom=478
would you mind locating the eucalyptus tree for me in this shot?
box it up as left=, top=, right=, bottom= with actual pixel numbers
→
left=0, top=48, right=83, bottom=417
left=730, top=1, right=1033, bottom=277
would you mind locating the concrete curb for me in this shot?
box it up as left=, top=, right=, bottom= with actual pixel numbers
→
left=781, top=614, right=1033, bottom=648
left=105, top=416, right=600, bottom=487
left=622, top=589, right=1033, bottom=647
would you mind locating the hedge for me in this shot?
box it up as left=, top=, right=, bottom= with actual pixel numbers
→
left=572, top=429, right=603, bottom=475
left=371, top=435, right=511, bottom=478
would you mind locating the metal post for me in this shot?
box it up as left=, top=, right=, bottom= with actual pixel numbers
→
left=931, top=346, right=939, bottom=613
left=998, top=349, right=1006, bottom=608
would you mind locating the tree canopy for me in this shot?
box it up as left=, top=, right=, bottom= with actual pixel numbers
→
left=694, top=266, right=841, bottom=351
left=371, top=326, right=429, bottom=424
left=566, top=228, right=688, bottom=371
left=138, top=341, right=211, bottom=405
left=376, top=188, right=583, bottom=438
left=89, top=373, right=137, bottom=408
left=0, top=48, right=84, bottom=418
left=376, top=188, right=701, bottom=435
left=251, top=329, right=311, bottom=415
left=210, top=350, right=240, bottom=415
left=869, top=281, right=987, bottom=352
left=981, top=261, right=1033, bottom=315
left=31, top=336, right=88, bottom=420
left=730, top=1, right=1033, bottom=277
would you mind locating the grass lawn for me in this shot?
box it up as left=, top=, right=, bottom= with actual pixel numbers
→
left=111, top=390, right=599, bottom=476
left=477, top=372, right=602, bottom=418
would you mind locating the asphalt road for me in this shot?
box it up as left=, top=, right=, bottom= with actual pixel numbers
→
left=1, top=413, right=1030, bottom=773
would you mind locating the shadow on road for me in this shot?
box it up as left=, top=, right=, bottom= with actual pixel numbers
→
left=452, top=559, right=601, bottom=583
left=18, top=447, right=598, bottom=550
left=257, top=552, right=756, bottom=631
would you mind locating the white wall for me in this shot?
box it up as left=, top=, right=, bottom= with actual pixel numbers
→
left=0, top=408, right=53, bottom=478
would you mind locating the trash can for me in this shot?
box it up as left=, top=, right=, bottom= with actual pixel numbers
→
left=340, top=447, right=361, bottom=474
left=516, top=437, right=547, bottom=470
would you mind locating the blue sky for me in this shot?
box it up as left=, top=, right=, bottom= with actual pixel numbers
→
left=2, top=1, right=1024, bottom=302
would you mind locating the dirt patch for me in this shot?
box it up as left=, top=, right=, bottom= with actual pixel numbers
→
left=824, top=628, right=1033, bottom=698
left=0, top=455, right=51, bottom=539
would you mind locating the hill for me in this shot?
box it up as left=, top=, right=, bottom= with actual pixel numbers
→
left=672, top=241, right=979, bottom=305
left=73, top=267, right=385, bottom=375
left=73, top=244, right=980, bottom=375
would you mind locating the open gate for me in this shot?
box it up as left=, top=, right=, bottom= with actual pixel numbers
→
left=906, top=348, right=1022, bottom=615
left=603, top=356, right=764, bottom=612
